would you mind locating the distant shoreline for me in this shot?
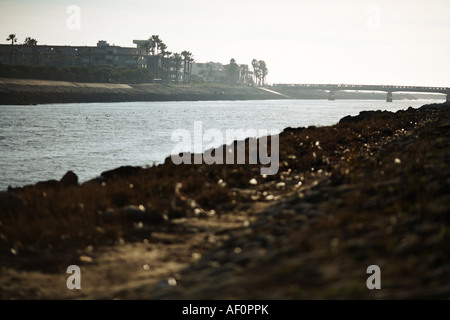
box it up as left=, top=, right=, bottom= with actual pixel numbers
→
left=0, top=78, right=443, bottom=105
left=0, top=78, right=285, bottom=105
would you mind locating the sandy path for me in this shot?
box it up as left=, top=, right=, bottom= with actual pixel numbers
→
left=0, top=202, right=260, bottom=299
left=0, top=173, right=313, bottom=300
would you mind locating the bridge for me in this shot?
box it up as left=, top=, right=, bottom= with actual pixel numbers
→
left=272, top=83, right=450, bottom=102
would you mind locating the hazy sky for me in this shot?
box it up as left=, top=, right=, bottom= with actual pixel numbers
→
left=1, top=0, right=449, bottom=86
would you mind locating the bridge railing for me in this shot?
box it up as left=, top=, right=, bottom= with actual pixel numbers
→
left=272, top=83, right=450, bottom=93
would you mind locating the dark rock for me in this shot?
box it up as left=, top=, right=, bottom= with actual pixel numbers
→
left=100, top=165, right=143, bottom=180
left=339, top=110, right=389, bottom=124
left=35, top=179, right=60, bottom=188
left=0, top=191, right=25, bottom=214
left=283, top=127, right=305, bottom=134
left=60, top=171, right=78, bottom=186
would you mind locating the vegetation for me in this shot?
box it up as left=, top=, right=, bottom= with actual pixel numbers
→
left=139, top=35, right=194, bottom=83
left=0, top=64, right=154, bottom=84
left=6, top=34, right=17, bottom=45
left=23, top=37, right=37, bottom=46
left=251, top=59, right=268, bottom=85
left=227, top=58, right=240, bottom=84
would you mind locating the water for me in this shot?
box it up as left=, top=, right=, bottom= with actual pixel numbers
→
left=0, top=98, right=441, bottom=190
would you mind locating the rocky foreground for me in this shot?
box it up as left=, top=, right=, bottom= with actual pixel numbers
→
left=0, top=101, right=449, bottom=299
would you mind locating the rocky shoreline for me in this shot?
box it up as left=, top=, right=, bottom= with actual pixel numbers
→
left=0, top=101, right=449, bottom=299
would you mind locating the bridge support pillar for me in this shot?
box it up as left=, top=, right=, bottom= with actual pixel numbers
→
left=446, top=93, right=449, bottom=102
left=386, top=91, right=393, bottom=102
left=328, top=90, right=336, bottom=101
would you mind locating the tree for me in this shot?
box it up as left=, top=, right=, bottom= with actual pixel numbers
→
left=251, top=59, right=268, bottom=85
left=158, top=42, right=167, bottom=56
left=146, top=38, right=156, bottom=56
left=181, top=51, right=193, bottom=83
left=251, top=59, right=259, bottom=84
left=161, top=50, right=171, bottom=81
left=24, top=37, right=37, bottom=46
left=258, top=60, right=268, bottom=86
left=227, top=58, right=239, bottom=84
left=148, top=35, right=165, bottom=78
left=150, top=35, right=162, bottom=55
left=145, top=37, right=157, bottom=76
left=172, top=53, right=182, bottom=83
left=24, top=37, right=38, bottom=65
left=6, top=34, right=18, bottom=64
left=6, top=34, right=17, bottom=45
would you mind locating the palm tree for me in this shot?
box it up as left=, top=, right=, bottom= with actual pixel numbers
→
left=144, top=38, right=156, bottom=74
left=172, top=53, right=182, bottom=83
left=157, top=43, right=168, bottom=79
left=160, top=49, right=171, bottom=81
left=148, top=35, right=165, bottom=78
left=227, top=58, right=239, bottom=84
left=258, top=60, right=268, bottom=86
left=7, top=34, right=18, bottom=64
left=251, top=59, right=259, bottom=85
left=24, top=37, right=38, bottom=65
left=188, top=55, right=194, bottom=83
left=150, top=35, right=162, bottom=55
left=158, top=42, right=167, bottom=56
left=181, top=51, right=193, bottom=83
left=146, top=38, right=156, bottom=56
left=6, top=34, right=17, bottom=45
left=239, top=64, right=250, bottom=84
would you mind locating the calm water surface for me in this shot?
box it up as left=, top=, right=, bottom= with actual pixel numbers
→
left=0, top=99, right=441, bottom=189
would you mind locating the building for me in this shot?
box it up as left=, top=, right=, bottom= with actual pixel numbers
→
left=190, top=62, right=225, bottom=82
left=0, top=39, right=252, bottom=84
left=0, top=40, right=146, bottom=68
left=190, top=62, right=252, bottom=84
